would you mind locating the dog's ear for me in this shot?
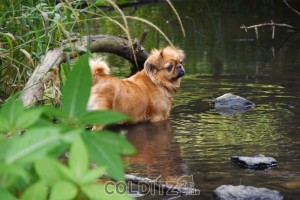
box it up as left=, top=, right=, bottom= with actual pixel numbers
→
left=160, top=49, right=164, bottom=58
left=145, top=63, right=157, bottom=74
left=177, top=49, right=185, bottom=61
left=145, top=62, right=158, bottom=82
left=144, top=49, right=162, bottom=74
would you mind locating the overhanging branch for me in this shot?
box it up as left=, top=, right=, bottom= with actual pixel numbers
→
left=21, top=34, right=149, bottom=106
left=240, top=20, right=295, bottom=39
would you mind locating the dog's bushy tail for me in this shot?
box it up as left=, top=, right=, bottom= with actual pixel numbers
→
left=89, top=56, right=110, bottom=83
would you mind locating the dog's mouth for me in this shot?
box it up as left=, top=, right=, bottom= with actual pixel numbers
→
left=172, top=67, right=185, bottom=80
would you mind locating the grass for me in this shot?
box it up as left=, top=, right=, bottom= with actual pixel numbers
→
left=0, top=0, right=185, bottom=103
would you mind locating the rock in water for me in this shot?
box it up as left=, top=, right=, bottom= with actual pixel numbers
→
left=212, top=93, right=255, bottom=115
left=213, top=185, right=284, bottom=200
left=231, top=154, right=277, bottom=169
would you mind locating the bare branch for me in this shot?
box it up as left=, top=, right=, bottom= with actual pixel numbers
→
left=282, top=0, right=300, bottom=16
left=240, top=20, right=295, bottom=40
left=240, top=21, right=294, bottom=30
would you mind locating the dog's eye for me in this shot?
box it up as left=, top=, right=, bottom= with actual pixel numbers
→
left=166, top=64, right=173, bottom=72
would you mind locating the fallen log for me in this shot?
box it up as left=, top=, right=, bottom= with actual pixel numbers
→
left=21, top=34, right=149, bottom=106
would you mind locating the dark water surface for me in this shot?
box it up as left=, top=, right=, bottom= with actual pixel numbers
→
left=93, top=0, right=300, bottom=199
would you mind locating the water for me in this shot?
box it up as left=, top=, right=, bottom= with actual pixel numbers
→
left=122, top=76, right=300, bottom=199
left=91, top=0, right=300, bottom=199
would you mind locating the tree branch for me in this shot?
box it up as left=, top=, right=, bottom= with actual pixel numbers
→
left=240, top=20, right=295, bottom=40
left=282, top=0, right=300, bottom=16
left=240, top=21, right=294, bottom=30
left=20, top=34, right=149, bottom=106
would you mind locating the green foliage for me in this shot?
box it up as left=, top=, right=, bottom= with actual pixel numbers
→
left=0, top=0, right=183, bottom=100
left=62, top=55, right=92, bottom=119
left=0, top=55, right=135, bottom=199
left=0, top=0, right=184, bottom=197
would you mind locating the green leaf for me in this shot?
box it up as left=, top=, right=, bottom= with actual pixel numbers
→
left=79, top=110, right=130, bottom=125
left=0, top=115, right=9, bottom=132
left=60, top=128, right=82, bottom=144
left=0, top=188, right=18, bottom=200
left=15, top=107, right=44, bottom=129
left=35, top=157, right=62, bottom=186
left=69, top=138, right=88, bottom=180
left=0, top=97, right=24, bottom=130
left=55, top=161, right=77, bottom=183
left=0, top=100, right=44, bottom=132
left=61, top=63, right=70, bottom=80
left=82, top=184, right=133, bottom=200
left=0, top=138, right=12, bottom=162
left=5, top=128, right=62, bottom=164
left=43, top=106, right=67, bottom=120
left=32, top=118, right=54, bottom=128
left=21, top=181, right=48, bottom=200
left=83, top=133, right=124, bottom=181
left=81, top=184, right=106, bottom=200
left=0, top=164, right=29, bottom=185
left=62, top=54, right=91, bottom=119
left=35, top=157, right=77, bottom=186
left=99, top=131, right=136, bottom=155
left=81, top=167, right=105, bottom=184
left=50, top=181, right=78, bottom=200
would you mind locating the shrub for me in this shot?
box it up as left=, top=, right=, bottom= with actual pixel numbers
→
left=0, top=54, right=135, bottom=200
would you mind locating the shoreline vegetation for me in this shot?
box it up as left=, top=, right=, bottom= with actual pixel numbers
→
left=0, top=0, right=188, bottom=199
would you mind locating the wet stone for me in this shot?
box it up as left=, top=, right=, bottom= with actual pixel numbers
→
left=213, top=185, right=284, bottom=200
left=231, top=154, right=277, bottom=170
left=212, top=93, right=255, bottom=115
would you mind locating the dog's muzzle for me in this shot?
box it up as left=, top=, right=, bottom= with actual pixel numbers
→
left=176, top=65, right=185, bottom=78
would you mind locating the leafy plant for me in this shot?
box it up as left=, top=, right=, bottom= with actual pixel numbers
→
left=0, top=54, right=135, bottom=199
left=0, top=1, right=185, bottom=198
left=0, top=0, right=185, bottom=100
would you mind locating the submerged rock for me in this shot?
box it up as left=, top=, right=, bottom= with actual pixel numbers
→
left=213, top=185, right=284, bottom=200
left=231, top=154, right=277, bottom=170
left=212, top=93, right=255, bottom=115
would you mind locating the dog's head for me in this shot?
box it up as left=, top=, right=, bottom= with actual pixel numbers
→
left=144, top=46, right=185, bottom=92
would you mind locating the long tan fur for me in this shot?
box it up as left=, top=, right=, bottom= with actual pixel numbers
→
left=88, top=46, right=185, bottom=128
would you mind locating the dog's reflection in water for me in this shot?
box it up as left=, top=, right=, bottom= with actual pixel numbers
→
left=109, top=120, right=188, bottom=179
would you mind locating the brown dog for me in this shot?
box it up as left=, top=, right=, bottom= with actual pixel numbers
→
left=88, top=46, right=185, bottom=124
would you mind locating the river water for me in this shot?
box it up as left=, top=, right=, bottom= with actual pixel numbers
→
left=91, top=0, right=300, bottom=199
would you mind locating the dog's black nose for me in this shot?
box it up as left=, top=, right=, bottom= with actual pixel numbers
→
left=176, top=65, right=185, bottom=77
